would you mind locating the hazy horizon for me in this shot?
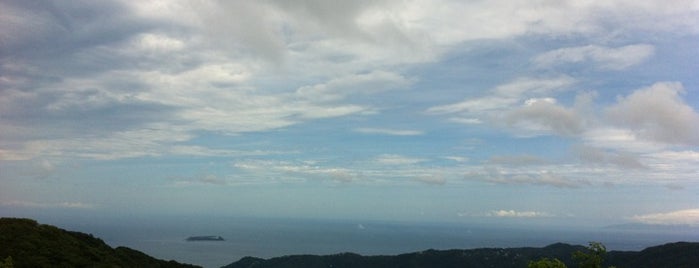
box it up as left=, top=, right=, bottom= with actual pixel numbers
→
left=3, top=213, right=698, bottom=268
left=2, top=0, right=699, bottom=233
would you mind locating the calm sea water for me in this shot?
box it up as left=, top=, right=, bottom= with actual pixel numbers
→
left=58, top=217, right=699, bottom=268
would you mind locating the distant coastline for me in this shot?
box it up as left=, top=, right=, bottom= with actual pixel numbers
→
left=186, top=235, right=225, bottom=241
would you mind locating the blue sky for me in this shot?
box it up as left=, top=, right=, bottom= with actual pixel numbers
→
left=1, top=0, right=699, bottom=227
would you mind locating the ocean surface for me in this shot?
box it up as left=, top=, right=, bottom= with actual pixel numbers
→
left=56, top=217, right=699, bottom=268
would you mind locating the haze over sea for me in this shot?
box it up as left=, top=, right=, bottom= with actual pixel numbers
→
left=36, top=215, right=697, bottom=268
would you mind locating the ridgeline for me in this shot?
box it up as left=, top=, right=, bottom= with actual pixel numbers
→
left=222, top=242, right=699, bottom=268
left=0, top=218, right=200, bottom=268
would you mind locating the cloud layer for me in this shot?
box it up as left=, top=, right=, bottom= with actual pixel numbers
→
left=632, top=209, right=699, bottom=226
left=1, top=0, right=698, bottom=225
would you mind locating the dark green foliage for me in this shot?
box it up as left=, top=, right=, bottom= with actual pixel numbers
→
left=573, top=242, right=606, bottom=268
left=223, top=242, right=699, bottom=268
left=528, top=258, right=567, bottom=268
left=222, top=244, right=586, bottom=268
left=0, top=256, right=13, bottom=268
left=0, top=218, right=200, bottom=268
left=606, top=242, right=699, bottom=268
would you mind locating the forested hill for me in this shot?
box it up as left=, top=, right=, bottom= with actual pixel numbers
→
left=223, top=242, right=699, bottom=268
left=0, top=218, right=200, bottom=268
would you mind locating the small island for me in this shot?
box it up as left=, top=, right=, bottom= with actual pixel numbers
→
left=185, top=236, right=225, bottom=241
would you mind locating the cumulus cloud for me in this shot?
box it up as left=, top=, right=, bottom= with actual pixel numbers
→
left=426, top=76, right=588, bottom=138
left=606, top=82, right=699, bottom=145
left=427, top=76, right=574, bottom=115
left=487, top=210, right=552, bottom=218
left=2, top=0, right=698, bottom=189
left=504, top=98, right=584, bottom=136
left=631, top=209, right=699, bottom=226
left=0, top=1, right=413, bottom=161
left=582, top=128, right=667, bottom=153
left=534, top=44, right=655, bottom=70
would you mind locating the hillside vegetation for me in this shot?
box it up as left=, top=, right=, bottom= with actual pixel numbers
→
left=0, top=218, right=200, bottom=268
left=223, top=241, right=699, bottom=268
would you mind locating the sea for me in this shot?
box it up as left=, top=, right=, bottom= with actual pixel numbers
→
left=52, top=216, right=699, bottom=268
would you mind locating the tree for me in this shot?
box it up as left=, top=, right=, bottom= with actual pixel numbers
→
left=573, top=242, right=606, bottom=268
left=528, top=257, right=567, bottom=268
left=0, top=256, right=13, bottom=268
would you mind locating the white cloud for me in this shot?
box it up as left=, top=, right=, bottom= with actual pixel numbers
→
left=487, top=210, right=552, bottom=218
left=606, top=82, right=699, bottom=145
left=2, top=0, right=698, bottom=195
left=444, top=156, right=469, bottom=163
left=172, top=174, right=228, bottom=187
left=649, top=150, right=699, bottom=162
left=427, top=77, right=581, bottom=136
left=426, top=76, right=575, bottom=123
left=0, top=200, right=96, bottom=209
left=427, top=76, right=575, bottom=115
left=504, top=98, right=584, bottom=136
left=375, top=154, right=426, bottom=165
left=295, top=71, right=414, bottom=102
left=132, top=33, right=186, bottom=52
left=466, top=168, right=589, bottom=188
left=427, top=96, right=518, bottom=114
left=354, top=127, right=424, bottom=136
left=582, top=127, right=667, bottom=153
left=576, top=130, right=699, bottom=183
left=534, top=44, right=655, bottom=70
left=448, top=118, right=482, bottom=125
left=414, top=175, right=447, bottom=185
left=573, top=145, right=646, bottom=169
left=15, top=126, right=192, bottom=160
left=135, top=68, right=411, bottom=138
left=230, top=157, right=482, bottom=186
left=1, top=65, right=410, bottom=160
left=493, top=76, right=575, bottom=98
left=631, top=209, right=699, bottom=226
left=234, top=160, right=358, bottom=183
left=487, top=155, right=547, bottom=166
left=642, top=150, right=699, bottom=182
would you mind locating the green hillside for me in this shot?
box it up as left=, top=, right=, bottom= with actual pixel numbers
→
left=0, top=218, right=200, bottom=268
left=222, top=241, right=699, bottom=268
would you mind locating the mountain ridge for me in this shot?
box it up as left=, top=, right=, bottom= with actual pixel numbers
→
left=222, top=241, right=699, bottom=268
left=0, top=218, right=200, bottom=268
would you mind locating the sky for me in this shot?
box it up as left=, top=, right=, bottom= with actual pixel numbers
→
left=1, top=0, right=699, bottom=228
